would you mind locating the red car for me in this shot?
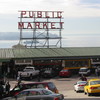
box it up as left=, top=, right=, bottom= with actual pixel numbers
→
left=8, top=82, right=59, bottom=97
left=59, top=69, right=71, bottom=77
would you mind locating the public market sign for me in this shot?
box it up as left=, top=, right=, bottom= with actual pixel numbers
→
left=18, top=11, right=64, bottom=29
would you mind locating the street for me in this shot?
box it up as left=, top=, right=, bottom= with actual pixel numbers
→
left=8, top=74, right=100, bottom=100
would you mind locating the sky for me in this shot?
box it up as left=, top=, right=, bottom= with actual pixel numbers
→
left=0, top=0, right=100, bottom=47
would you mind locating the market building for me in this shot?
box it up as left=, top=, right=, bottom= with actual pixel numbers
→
left=0, top=11, right=100, bottom=78
left=0, top=47, right=100, bottom=78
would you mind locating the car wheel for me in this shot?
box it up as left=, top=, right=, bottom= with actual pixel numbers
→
left=87, top=90, right=91, bottom=96
left=76, top=90, right=79, bottom=93
left=74, top=89, right=78, bottom=93
left=88, top=93, right=91, bottom=96
left=84, top=92, right=87, bottom=95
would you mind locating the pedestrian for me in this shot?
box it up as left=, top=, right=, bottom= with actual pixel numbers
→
left=13, top=67, right=18, bottom=79
left=17, top=73, right=21, bottom=82
left=95, top=68, right=99, bottom=77
left=5, top=81, right=10, bottom=95
left=37, top=70, right=41, bottom=82
left=0, top=83, right=4, bottom=98
left=79, top=75, right=87, bottom=81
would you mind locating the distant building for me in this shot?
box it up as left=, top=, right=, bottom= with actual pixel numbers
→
left=12, top=43, right=26, bottom=49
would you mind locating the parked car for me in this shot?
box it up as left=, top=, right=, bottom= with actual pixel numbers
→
left=8, top=81, right=59, bottom=97
left=2, top=88, right=64, bottom=100
left=43, top=68, right=56, bottom=78
left=59, top=69, right=71, bottom=77
left=84, top=78, right=100, bottom=96
left=74, top=81, right=87, bottom=92
left=18, top=66, right=39, bottom=79
left=79, top=67, right=91, bottom=76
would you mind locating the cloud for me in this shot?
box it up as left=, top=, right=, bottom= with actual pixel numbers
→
left=0, top=0, right=100, bottom=18
left=80, top=0, right=100, bottom=4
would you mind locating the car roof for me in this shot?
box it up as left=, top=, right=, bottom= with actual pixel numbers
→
left=21, top=81, right=53, bottom=85
left=23, top=88, right=49, bottom=91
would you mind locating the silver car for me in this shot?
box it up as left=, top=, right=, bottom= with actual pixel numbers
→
left=2, top=88, right=64, bottom=100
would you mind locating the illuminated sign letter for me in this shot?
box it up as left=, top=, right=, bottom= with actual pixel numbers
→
left=60, top=22, right=64, bottom=29
left=52, top=12, right=54, bottom=18
left=51, top=22, right=56, bottom=29
left=29, top=11, right=35, bottom=18
left=45, top=11, right=50, bottom=18
left=18, top=22, right=24, bottom=29
left=37, top=11, right=42, bottom=18
left=57, top=11, right=62, bottom=18
left=43, top=22, right=48, bottom=29
left=21, top=11, right=26, bottom=17
left=35, top=22, right=41, bottom=29
left=27, top=22, right=32, bottom=29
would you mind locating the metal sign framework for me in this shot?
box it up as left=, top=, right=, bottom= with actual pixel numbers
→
left=18, top=11, right=64, bottom=48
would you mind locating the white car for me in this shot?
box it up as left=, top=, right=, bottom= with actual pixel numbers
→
left=18, top=67, right=39, bottom=79
left=74, top=81, right=87, bottom=92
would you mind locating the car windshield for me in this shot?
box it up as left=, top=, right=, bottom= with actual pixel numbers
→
left=42, top=89, right=53, bottom=95
left=77, top=81, right=87, bottom=84
left=80, top=69, right=88, bottom=72
left=16, top=91, right=29, bottom=97
left=44, top=70, right=51, bottom=73
left=61, top=70, right=68, bottom=72
left=48, top=82, right=56, bottom=90
left=24, top=68, right=33, bottom=71
left=90, top=81, right=100, bottom=85
left=22, top=83, right=45, bottom=89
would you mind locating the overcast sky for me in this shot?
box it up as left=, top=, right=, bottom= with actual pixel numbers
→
left=0, top=0, right=100, bottom=36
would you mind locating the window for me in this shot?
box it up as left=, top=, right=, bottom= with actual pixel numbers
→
left=42, top=90, right=53, bottom=95
left=37, top=84, right=45, bottom=88
left=29, top=91, right=40, bottom=96
left=48, top=83, right=56, bottom=89
left=90, top=81, right=100, bottom=85
left=16, top=91, right=29, bottom=97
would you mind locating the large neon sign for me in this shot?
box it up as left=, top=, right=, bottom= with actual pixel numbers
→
left=18, top=11, right=64, bottom=48
left=18, top=11, right=64, bottom=29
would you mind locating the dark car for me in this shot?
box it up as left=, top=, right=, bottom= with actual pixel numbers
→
left=8, top=81, right=59, bottom=97
left=79, top=67, right=91, bottom=76
left=59, top=69, right=71, bottom=77
left=2, top=88, right=64, bottom=100
left=43, top=69, right=56, bottom=78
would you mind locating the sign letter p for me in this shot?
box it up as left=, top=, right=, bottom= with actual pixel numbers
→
left=21, top=11, right=26, bottom=17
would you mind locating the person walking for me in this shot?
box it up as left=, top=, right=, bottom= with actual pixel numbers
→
left=37, top=70, right=41, bottom=82
left=95, top=68, right=99, bottom=77
left=17, top=73, right=21, bottom=82
left=79, top=75, right=87, bottom=81
left=0, top=83, right=4, bottom=98
left=5, top=81, right=10, bottom=95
